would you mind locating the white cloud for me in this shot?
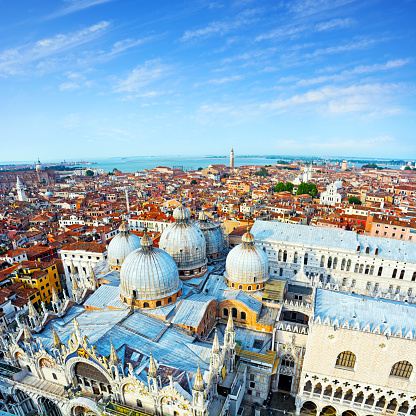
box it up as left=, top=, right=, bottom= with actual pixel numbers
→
left=181, top=8, right=260, bottom=41
left=114, top=59, right=170, bottom=93
left=304, top=38, right=383, bottom=59
left=59, top=82, right=81, bottom=91
left=288, top=0, right=357, bottom=17
left=261, top=83, right=404, bottom=115
left=0, top=21, right=110, bottom=76
left=255, top=24, right=308, bottom=42
left=255, top=18, right=353, bottom=42
left=315, top=18, right=355, bottom=31
left=45, top=0, right=114, bottom=20
left=298, top=59, right=411, bottom=86
left=195, top=75, right=243, bottom=87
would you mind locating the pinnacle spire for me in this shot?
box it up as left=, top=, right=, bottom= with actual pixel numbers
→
left=52, top=324, right=62, bottom=349
left=212, top=329, right=220, bottom=354
left=28, top=301, right=38, bottom=318
left=148, top=351, right=158, bottom=378
left=193, top=362, right=204, bottom=392
left=70, top=260, right=76, bottom=275
left=226, top=314, right=234, bottom=333
left=23, top=323, right=33, bottom=343
left=72, top=276, right=79, bottom=291
left=109, top=340, right=120, bottom=366
left=51, top=286, right=59, bottom=303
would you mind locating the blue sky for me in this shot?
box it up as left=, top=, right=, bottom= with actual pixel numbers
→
left=0, top=0, right=415, bottom=162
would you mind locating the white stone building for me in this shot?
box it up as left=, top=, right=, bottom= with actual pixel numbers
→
left=296, top=289, right=416, bottom=416
left=251, top=220, right=416, bottom=299
left=60, top=242, right=108, bottom=296
left=320, top=181, right=344, bottom=206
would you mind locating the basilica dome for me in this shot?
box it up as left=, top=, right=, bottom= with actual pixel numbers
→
left=196, top=211, right=224, bottom=260
left=225, top=228, right=269, bottom=291
left=159, top=202, right=207, bottom=279
left=36, top=159, right=44, bottom=172
left=120, top=230, right=182, bottom=308
left=108, top=223, right=141, bottom=270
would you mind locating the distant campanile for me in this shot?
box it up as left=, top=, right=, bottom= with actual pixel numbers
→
left=230, top=147, right=234, bottom=168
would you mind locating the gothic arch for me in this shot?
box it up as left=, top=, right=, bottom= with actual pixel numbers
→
left=300, top=400, right=318, bottom=416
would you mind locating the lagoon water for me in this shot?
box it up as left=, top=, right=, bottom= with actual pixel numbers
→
left=81, top=156, right=280, bottom=173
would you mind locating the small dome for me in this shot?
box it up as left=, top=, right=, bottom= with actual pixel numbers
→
left=225, top=230, right=269, bottom=286
left=198, top=211, right=208, bottom=221
left=36, top=159, right=44, bottom=172
left=108, top=223, right=141, bottom=269
left=196, top=213, right=224, bottom=258
left=173, top=202, right=191, bottom=222
left=242, top=228, right=255, bottom=244
left=120, top=231, right=182, bottom=302
left=44, top=190, right=53, bottom=198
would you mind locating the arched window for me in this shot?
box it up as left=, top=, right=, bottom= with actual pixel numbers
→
left=223, top=308, right=228, bottom=317
left=327, top=257, right=332, bottom=268
left=378, top=267, right=383, bottom=276
left=412, top=272, right=416, bottom=282
left=294, top=252, right=298, bottom=263
left=74, top=362, right=109, bottom=384
left=365, top=265, right=370, bottom=274
left=357, top=245, right=361, bottom=252
left=399, top=270, right=405, bottom=279
left=278, top=250, right=282, bottom=261
left=241, top=311, right=246, bottom=320
left=231, top=283, right=235, bottom=287
left=238, top=285, right=243, bottom=290
left=256, top=284, right=260, bottom=290
left=156, top=300, right=162, bottom=307
left=283, top=250, right=287, bottom=262
left=320, top=256, right=325, bottom=267
left=359, top=264, right=364, bottom=273
left=281, top=355, right=295, bottom=368
left=370, top=265, right=374, bottom=275
left=354, top=264, right=359, bottom=273
left=232, top=308, right=237, bottom=318
left=375, top=248, right=379, bottom=255
left=390, top=361, right=413, bottom=379
left=341, top=259, right=346, bottom=270
left=143, top=302, right=149, bottom=308
left=336, top=351, right=356, bottom=369
left=247, top=286, right=252, bottom=291
left=365, top=247, right=370, bottom=254
left=304, top=253, right=308, bottom=265
left=333, top=257, right=338, bottom=269
left=392, top=269, right=397, bottom=278
left=346, top=259, right=351, bottom=271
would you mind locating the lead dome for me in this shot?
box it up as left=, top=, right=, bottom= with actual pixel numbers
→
left=108, top=222, right=141, bottom=270
left=225, top=228, right=269, bottom=291
left=160, top=201, right=207, bottom=279
left=120, top=230, right=182, bottom=308
left=196, top=210, right=224, bottom=261
left=36, top=159, right=44, bottom=172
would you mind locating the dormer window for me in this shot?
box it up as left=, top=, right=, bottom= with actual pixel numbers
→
left=365, top=247, right=370, bottom=254
left=375, top=248, right=379, bottom=255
